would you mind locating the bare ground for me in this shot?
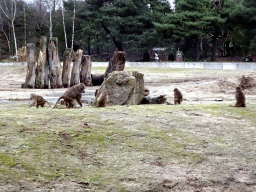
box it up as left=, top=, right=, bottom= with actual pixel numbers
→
left=1, top=65, right=256, bottom=191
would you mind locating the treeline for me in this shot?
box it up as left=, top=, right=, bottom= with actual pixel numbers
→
left=0, top=0, right=255, bottom=61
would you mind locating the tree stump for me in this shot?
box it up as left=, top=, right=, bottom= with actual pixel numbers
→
left=140, top=93, right=167, bottom=104
left=44, top=62, right=50, bottom=89
left=70, top=49, right=83, bottom=87
left=104, top=49, right=127, bottom=78
left=48, top=37, right=62, bottom=88
left=92, top=71, right=144, bottom=106
left=35, top=36, right=47, bottom=88
left=80, top=55, right=92, bottom=86
left=25, top=43, right=36, bottom=88
left=62, top=48, right=73, bottom=88
left=91, top=74, right=105, bottom=86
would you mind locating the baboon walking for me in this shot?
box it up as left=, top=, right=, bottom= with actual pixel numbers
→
left=174, top=88, right=183, bottom=105
left=235, top=87, right=246, bottom=107
left=29, top=93, right=51, bottom=108
left=53, top=83, right=86, bottom=108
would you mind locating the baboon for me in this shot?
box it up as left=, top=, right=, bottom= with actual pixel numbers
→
left=29, top=93, right=51, bottom=108
left=174, top=88, right=183, bottom=105
left=96, top=90, right=109, bottom=107
left=235, top=87, right=246, bottom=107
left=53, top=83, right=86, bottom=108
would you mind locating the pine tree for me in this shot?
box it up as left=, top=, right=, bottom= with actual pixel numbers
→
left=84, top=0, right=172, bottom=52
left=155, top=0, right=226, bottom=61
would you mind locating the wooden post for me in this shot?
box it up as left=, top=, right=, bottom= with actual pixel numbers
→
left=104, top=49, right=127, bottom=78
left=70, top=49, right=83, bottom=87
left=80, top=55, right=92, bottom=86
left=35, top=36, right=47, bottom=88
left=48, top=37, right=62, bottom=88
left=62, top=48, right=73, bottom=88
left=25, top=43, right=36, bottom=88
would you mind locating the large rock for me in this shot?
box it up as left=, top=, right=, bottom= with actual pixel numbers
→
left=92, top=71, right=144, bottom=106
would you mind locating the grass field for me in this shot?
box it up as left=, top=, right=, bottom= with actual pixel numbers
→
left=0, top=65, right=256, bottom=191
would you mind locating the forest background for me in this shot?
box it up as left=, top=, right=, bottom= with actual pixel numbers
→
left=0, top=0, right=255, bottom=62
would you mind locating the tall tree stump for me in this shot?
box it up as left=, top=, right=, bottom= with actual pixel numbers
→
left=48, top=37, right=62, bottom=88
left=35, top=36, right=47, bottom=88
left=44, top=63, right=50, bottom=89
left=80, top=55, right=92, bottom=86
left=104, top=49, right=127, bottom=78
left=62, top=48, right=73, bottom=88
left=70, top=49, right=83, bottom=87
left=25, top=43, right=36, bottom=88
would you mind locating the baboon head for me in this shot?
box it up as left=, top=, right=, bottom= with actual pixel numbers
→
left=77, top=83, right=86, bottom=93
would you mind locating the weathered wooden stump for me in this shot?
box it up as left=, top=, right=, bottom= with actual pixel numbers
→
left=80, top=55, right=92, bottom=86
left=62, top=48, right=73, bottom=88
left=70, top=49, right=83, bottom=87
left=35, top=36, right=47, bottom=88
left=91, top=73, right=105, bottom=86
left=25, top=43, right=36, bottom=88
left=48, top=37, right=62, bottom=88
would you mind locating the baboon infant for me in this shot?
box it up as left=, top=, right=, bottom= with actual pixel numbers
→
left=235, top=87, right=246, bottom=107
left=53, top=83, right=86, bottom=108
left=173, top=88, right=183, bottom=105
left=29, top=93, right=51, bottom=108
left=96, top=90, right=109, bottom=107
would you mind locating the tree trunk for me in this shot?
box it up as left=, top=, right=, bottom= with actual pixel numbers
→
left=62, top=48, right=73, bottom=88
left=62, top=0, right=68, bottom=49
left=140, top=94, right=167, bottom=104
left=35, top=36, right=47, bottom=88
left=48, top=37, right=62, bottom=88
left=105, top=49, right=127, bottom=78
left=25, top=43, right=36, bottom=88
left=44, top=59, right=50, bottom=89
left=211, top=31, right=217, bottom=62
left=11, top=21, right=17, bottom=61
left=196, top=37, right=200, bottom=62
left=70, top=49, right=83, bottom=87
left=91, top=74, right=105, bottom=86
left=71, top=0, right=76, bottom=50
left=88, top=35, right=91, bottom=55
left=80, top=55, right=92, bottom=86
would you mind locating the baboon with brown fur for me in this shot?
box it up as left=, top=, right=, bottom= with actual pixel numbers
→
left=174, top=88, right=183, bottom=105
left=53, top=83, right=86, bottom=108
left=96, top=90, right=109, bottom=107
left=235, top=87, right=246, bottom=107
left=29, top=93, right=51, bottom=108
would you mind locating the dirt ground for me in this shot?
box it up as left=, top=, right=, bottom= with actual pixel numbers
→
left=1, top=65, right=256, bottom=191
left=1, top=65, right=256, bottom=105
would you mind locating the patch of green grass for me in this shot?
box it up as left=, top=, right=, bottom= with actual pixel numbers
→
left=0, top=153, right=18, bottom=167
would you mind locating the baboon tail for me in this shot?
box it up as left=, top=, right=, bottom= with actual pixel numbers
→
left=52, top=96, right=64, bottom=109
left=45, top=101, right=51, bottom=107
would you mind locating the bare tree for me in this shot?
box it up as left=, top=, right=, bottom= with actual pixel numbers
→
left=23, top=1, right=26, bottom=46
left=43, top=0, right=62, bottom=40
left=0, top=0, right=17, bottom=60
left=0, top=14, right=10, bottom=55
left=62, top=0, right=67, bottom=49
left=71, top=0, right=76, bottom=50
